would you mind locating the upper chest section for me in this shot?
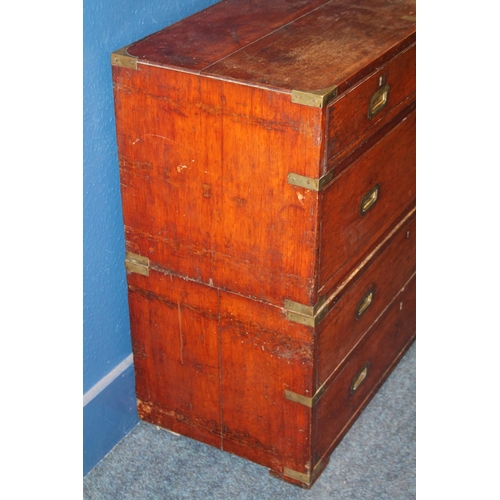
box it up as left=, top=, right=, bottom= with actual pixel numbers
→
left=125, top=0, right=416, bottom=98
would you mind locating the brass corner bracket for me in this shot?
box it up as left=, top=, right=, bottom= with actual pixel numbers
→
left=287, top=170, right=335, bottom=191
left=291, top=84, right=338, bottom=108
left=125, top=252, right=150, bottom=276
left=284, top=296, right=330, bottom=327
left=283, top=459, right=325, bottom=486
left=284, top=383, right=327, bottom=408
left=111, top=45, right=138, bottom=70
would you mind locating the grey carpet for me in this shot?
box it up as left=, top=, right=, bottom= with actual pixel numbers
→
left=83, top=342, right=415, bottom=499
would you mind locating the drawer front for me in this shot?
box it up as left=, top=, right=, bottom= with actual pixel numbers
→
left=317, top=211, right=415, bottom=386
left=319, top=109, right=415, bottom=293
left=326, top=43, right=415, bottom=163
left=312, top=275, right=416, bottom=464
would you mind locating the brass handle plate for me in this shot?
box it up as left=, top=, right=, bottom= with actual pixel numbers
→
left=360, top=184, right=380, bottom=215
left=350, top=362, right=370, bottom=394
left=356, top=288, right=374, bottom=320
left=369, top=84, right=390, bottom=118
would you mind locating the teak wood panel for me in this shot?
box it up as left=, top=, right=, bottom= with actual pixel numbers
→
left=219, top=291, right=314, bottom=473
left=312, top=274, right=416, bottom=465
left=319, top=109, right=416, bottom=296
left=127, top=0, right=330, bottom=72
left=124, top=0, right=415, bottom=97
left=317, top=211, right=416, bottom=386
left=127, top=270, right=221, bottom=448
left=127, top=267, right=316, bottom=473
left=113, top=63, right=324, bottom=308
left=204, top=0, right=415, bottom=94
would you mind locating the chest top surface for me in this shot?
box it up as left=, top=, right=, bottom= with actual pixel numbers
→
left=125, top=0, right=416, bottom=95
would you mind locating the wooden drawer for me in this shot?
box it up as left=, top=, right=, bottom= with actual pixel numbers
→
left=312, top=274, right=416, bottom=465
left=317, top=211, right=415, bottom=386
left=326, top=44, right=416, bottom=167
left=319, top=109, right=416, bottom=294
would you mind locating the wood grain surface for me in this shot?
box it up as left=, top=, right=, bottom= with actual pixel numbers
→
left=317, top=212, right=416, bottom=385
left=313, top=274, right=416, bottom=465
left=127, top=0, right=330, bottom=72
left=319, top=109, right=416, bottom=296
left=326, top=44, right=416, bottom=165
left=113, top=63, right=324, bottom=308
left=126, top=0, right=416, bottom=97
left=205, top=0, right=416, bottom=94
left=127, top=270, right=222, bottom=448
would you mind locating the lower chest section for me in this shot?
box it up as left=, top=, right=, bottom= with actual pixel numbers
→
left=125, top=207, right=416, bottom=487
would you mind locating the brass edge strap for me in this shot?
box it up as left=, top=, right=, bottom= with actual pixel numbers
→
left=287, top=169, right=335, bottom=191
left=283, top=467, right=310, bottom=485
left=111, top=45, right=138, bottom=70
left=285, top=295, right=330, bottom=327
left=285, top=307, right=329, bottom=327
left=284, top=390, right=313, bottom=408
left=283, top=459, right=324, bottom=486
left=291, top=84, right=338, bottom=108
left=125, top=252, right=150, bottom=276
left=285, top=379, right=328, bottom=408
left=285, top=311, right=316, bottom=328
left=284, top=296, right=327, bottom=319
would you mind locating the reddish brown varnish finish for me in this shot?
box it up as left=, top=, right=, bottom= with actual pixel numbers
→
left=113, top=67, right=416, bottom=308
left=113, top=65, right=323, bottom=308
left=127, top=270, right=221, bottom=448
left=313, top=274, right=416, bottom=465
left=319, top=109, right=416, bottom=296
left=326, top=44, right=416, bottom=168
left=112, top=0, right=416, bottom=488
left=317, top=212, right=416, bottom=385
left=127, top=0, right=331, bottom=71
left=125, top=236, right=415, bottom=480
left=219, top=291, right=313, bottom=473
left=204, top=0, right=416, bottom=94
left=127, top=0, right=416, bottom=96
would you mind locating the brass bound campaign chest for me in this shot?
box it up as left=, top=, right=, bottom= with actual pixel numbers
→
left=112, top=0, right=416, bottom=487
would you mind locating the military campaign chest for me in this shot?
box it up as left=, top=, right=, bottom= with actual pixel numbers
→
left=111, top=0, right=416, bottom=488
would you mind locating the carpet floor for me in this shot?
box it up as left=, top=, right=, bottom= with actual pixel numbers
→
left=84, top=342, right=415, bottom=499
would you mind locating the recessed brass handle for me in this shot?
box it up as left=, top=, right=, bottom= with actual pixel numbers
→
left=350, top=363, right=370, bottom=394
left=360, top=184, right=380, bottom=215
left=369, top=84, right=390, bottom=118
left=356, top=288, right=374, bottom=320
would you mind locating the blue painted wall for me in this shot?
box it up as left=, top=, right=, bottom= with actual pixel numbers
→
left=83, top=0, right=219, bottom=475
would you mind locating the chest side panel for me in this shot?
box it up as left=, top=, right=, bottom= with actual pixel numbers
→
left=219, top=290, right=315, bottom=475
left=127, top=270, right=222, bottom=448
left=113, top=64, right=324, bottom=307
